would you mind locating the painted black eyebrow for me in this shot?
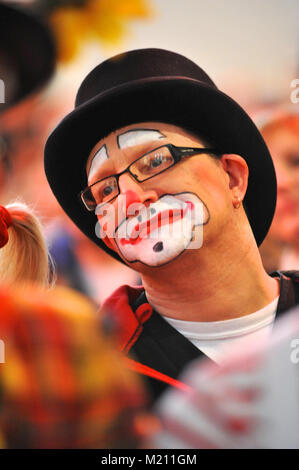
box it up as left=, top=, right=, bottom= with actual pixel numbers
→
left=117, top=128, right=166, bottom=149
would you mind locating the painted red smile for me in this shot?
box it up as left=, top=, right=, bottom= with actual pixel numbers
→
left=120, top=201, right=194, bottom=246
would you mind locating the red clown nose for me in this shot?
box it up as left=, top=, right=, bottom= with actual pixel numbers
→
left=124, top=190, right=142, bottom=216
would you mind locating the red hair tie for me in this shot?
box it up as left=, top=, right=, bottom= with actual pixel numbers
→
left=0, top=206, right=13, bottom=248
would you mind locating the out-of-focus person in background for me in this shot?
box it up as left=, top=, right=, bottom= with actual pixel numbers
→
left=151, top=303, right=299, bottom=449
left=0, top=1, right=56, bottom=288
left=0, top=202, right=51, bottom=286
left=0, top=0, right=55, bottom=199
left=258, top=108, right=299, bottom=273
left=0, top=282, right=150, bottom=449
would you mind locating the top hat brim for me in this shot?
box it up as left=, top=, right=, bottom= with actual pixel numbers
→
left=45, top=76, right=276, bottom=264
left=0, top=3, right=56, bottom=111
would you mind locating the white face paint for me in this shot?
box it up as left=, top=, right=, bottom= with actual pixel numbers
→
left=115, top=193, right=208, bottom=267
left=87, top=145, right=109, bottom=182
left=118, top=129, right=165, bottom=149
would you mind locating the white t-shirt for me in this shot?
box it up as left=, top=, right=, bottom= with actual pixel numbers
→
left=162, top=297, right=279, bottom=365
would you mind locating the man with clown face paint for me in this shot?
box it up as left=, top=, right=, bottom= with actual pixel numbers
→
left=45, top=49, right=299, bottom=401
left=89, top=127, right=208, bottom=267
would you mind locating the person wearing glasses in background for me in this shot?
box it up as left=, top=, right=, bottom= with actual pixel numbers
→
left=45, top=49, right=299, bottom=402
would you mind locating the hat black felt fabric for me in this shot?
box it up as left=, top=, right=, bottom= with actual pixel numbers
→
left=0, top=2, right=56, bottom=110
left=44, top=48, right=277, bottom=264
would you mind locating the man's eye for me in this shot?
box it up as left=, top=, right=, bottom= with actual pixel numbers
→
left=102, top=186, right=113, bottom=196
left=150, top=154, right=164, bottom=167
left=140, top=152, right=172, bottom=173
left=101, top=180, right=117, bottom=200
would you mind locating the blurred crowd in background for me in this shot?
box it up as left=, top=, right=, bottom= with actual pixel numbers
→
left=0, top=0, right=298, bottom=450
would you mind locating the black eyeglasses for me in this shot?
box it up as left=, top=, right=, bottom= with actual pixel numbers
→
left=80, top=144, right=222, bottom=211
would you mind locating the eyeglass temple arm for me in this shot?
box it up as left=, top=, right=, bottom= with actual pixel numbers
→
left=171, top=145, right=223, bottom=159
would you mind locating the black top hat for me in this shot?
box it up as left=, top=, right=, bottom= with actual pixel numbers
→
left=0, top=2, right=56, bottom=111
left=45, top=48, right=276, bottom=264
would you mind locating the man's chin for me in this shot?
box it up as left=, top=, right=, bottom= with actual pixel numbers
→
left=117, top=233, right=194, bottom=268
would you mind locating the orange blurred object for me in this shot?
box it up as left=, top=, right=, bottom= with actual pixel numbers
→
left=50, top=0, right=153, bottom=62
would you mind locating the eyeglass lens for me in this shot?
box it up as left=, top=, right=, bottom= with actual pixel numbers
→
left=83, top=146, right=175, bottom=210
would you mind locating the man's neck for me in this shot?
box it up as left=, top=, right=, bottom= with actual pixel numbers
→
left=141, top=235, right=280, bottom=322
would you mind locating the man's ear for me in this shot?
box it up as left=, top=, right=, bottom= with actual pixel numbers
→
left=219, top=154, right=249, bottom=200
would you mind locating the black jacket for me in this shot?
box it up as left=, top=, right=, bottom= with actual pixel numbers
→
left=103, top=271, right=299, bottom=403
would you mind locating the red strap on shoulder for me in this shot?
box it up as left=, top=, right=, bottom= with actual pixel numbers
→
left=124, top=357, right=191, bottom=392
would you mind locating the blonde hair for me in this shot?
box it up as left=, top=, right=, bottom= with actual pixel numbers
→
left=0, top=202, right=53, bottom=287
